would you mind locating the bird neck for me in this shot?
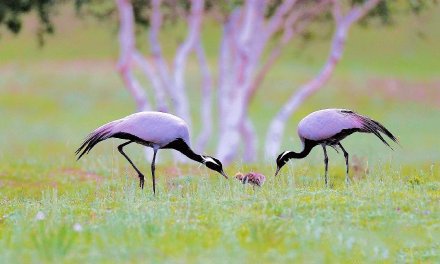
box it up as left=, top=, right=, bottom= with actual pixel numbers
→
left=287, top=140, right=315, bottom=160
left=163, top=138, right=204, bottom=163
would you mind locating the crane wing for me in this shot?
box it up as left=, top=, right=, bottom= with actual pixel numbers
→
left=297, top=109, right=398, bottom=148
left=297, top=109, right=363, bottom=141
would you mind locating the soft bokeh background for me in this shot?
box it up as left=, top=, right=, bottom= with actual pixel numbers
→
left=0, top=3, right=439, bottom=263
left=1, top=5, right=439, bottom=166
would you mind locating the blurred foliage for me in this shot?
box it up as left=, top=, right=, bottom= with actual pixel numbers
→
left=1, top=0, right=436, bottom=45
left=359, top=0, right=437, bottom=25
left=75, top=0, right=193, bottom=28
left=0, top=0, right=58, bottom=45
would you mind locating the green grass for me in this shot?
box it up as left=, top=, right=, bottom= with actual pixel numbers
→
left=1, top=5, right=439, bottom=263
left=0, top=162, right=439, bottom=263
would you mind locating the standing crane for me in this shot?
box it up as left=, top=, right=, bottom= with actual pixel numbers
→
left=274, top=109, right=398, bottom=186
left=76, top=111, right=228, bottom=194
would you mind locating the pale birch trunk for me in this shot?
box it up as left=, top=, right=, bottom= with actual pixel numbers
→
left=149, top=0, right=174, bottom=106
left=217, top=10, right=240, bottom=133
left=115, top=0, right=150, bottom=112
left=215, top=0, right=304, bottom=163
left=216, top=0, right=265, bottom=164
left=172, top=0, right=204, bottom=132
left=115, top=0, right=154, bottom=161
left=194, top=40, right=213, bottom=152
left=240, top=117, right=258, bottom=162
left=264, top=0, right=381, bottom=159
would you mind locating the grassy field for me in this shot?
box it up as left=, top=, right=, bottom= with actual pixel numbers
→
left=0, top=5, right=439, bottom=263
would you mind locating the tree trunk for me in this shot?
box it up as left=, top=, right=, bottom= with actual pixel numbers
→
left=115, top=0, right=150, bottom=112
left=172, top=0, right=204, bottom=132
left=194, top=40, right=213, bottom=152
left=216, top=0, right=265, bottom=164
left=149, top=0, right=174, bottom=108
left=240, top=117, right=258, bottom=162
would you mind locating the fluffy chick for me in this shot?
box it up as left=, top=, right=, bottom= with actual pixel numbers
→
left=235, top=172, right=266, bottom=187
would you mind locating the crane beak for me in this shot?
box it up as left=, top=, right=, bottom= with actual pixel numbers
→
left=220, top=170, right=229, bottom=179
left=274, top=167, right=281, bottom=177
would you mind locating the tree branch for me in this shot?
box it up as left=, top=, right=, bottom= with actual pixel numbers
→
left=237, top=0, right=264, bottom=76
left=240, top=117, right=258, bottom=162
left=149, top=0, right=173, bottom=103
left=264, top=0, right=298, bottom=40
left=173, top=0, right=205, bottom=128
left=132, top=51, right=168, bottom=112
left=247, top=0, right=331, bottom=104
left=115, top=0, right=150, bottom=111
left=217, top=18, right=237, bottom=131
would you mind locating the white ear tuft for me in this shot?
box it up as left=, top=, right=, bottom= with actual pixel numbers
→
left=203, top=157, right=218, bottom=166
left=280, top=151, right=290, bottom=160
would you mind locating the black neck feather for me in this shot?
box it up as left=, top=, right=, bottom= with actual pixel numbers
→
left=162, top=138, right=204, bottom=163
left=286, top=140, right=316, bottom=161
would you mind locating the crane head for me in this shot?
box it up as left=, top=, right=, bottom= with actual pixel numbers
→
left=202, top=156, right=228, bottom=179
left=275, top=151, right=292, bottom=177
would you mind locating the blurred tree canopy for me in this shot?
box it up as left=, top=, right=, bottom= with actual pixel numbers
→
left=0, top=0, right=55, bottom=44
left=0, top=0, right=435, bottom=45
left=75, top=0, right=435, bottom=27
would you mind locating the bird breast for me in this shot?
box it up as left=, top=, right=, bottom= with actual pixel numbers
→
left=113, top=112, right=190, bottom=147
left=297, top=109, right=363, bottom=141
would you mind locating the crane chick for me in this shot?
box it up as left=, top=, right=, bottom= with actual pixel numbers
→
left=235, top=172, right=266, bottom=187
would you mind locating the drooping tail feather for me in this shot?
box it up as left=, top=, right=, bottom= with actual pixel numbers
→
left=75, top=120, right=120, bottom=160
left=357, top=114, right=399, bottom=149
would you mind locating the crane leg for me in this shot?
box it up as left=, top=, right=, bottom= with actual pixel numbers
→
left=322, top=145, right=329, bottom=187
left=117, top=141, right=145, bottom=189
left=151, top=149, right=158, bottom=195
left=338, top=143, right=351, bottom=185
